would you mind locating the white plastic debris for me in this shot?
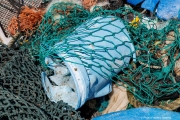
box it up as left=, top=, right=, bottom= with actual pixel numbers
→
left=42, top=58, right=78, bottom=108
left=142, top=17, right=169, bottom=30
left=0, top=26, right=13, bottom=46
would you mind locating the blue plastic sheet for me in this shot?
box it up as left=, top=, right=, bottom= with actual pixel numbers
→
left=127, top=0, right=144, bottom=5
left=141, top=0, right=159, bottom=12
left=93, top=107, right=180, bottom=120
left=127, top=0, right=180, bottom=20
left=157, top=0, right=180, bottom=20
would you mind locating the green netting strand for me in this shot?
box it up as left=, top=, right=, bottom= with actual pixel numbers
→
left=27, top=3, right=180, bottom=106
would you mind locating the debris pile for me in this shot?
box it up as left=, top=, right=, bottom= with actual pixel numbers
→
left=0, top=0, right=180, bottom=119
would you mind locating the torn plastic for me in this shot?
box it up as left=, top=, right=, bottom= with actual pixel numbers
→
left=156, top=0, right=180, bottom=20
left=141, top=0, right=159, bottom=12
left=41, top=16, right=136, bottom=109
left=0, top=26, right=13, bottom=46
left=141, top=17, right=169, bottom=30
left=93, top=107, right=180, bottom=120
left=102, top=82, right=129, bottom=114
left=127, top=0, right=180, bottom=20
left=41, top=58, right=78, bottom=108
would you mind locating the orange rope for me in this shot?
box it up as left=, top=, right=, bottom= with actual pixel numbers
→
left=8, top=6, right=45, bottom=36
left=81, top=0, right=98, bottom=9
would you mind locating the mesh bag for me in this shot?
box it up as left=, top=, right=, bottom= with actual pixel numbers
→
left=27, top=2, right=180, bottom=109
left=0, top=42, right=83, bottom=119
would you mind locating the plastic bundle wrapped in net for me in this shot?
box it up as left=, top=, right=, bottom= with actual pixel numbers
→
left=28, top=2, right=180, bottom=110
left=0, top=42, right=83, bottom=119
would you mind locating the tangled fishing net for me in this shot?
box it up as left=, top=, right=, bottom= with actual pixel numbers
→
left=27, top=2, right=180, bottom=110
left=0, top=43, right=83, bottom=119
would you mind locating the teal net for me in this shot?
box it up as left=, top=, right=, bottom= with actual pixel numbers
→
left=27, top=2, right=180, bottom=108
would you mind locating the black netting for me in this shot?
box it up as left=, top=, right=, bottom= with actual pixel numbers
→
left=0, top=42, right=83, bottom=120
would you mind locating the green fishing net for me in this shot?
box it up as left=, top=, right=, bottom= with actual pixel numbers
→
left=0, top=43, right=83, bottom=119
left=28, top=2, right=180, bottom=107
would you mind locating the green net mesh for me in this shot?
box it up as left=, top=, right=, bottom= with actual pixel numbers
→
left=28, top=3, right=180, bottom=107
left=0, top=43, right=83, bottom=119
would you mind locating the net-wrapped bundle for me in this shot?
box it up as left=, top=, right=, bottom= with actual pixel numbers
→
left=29, top=3, right=137, bottom=109
left=28, top=2, right=180, bottom=110
left=0, top=42, right=83, bottom=119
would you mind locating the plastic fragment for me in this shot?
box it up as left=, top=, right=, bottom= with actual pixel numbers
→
left=127, top=0, right=180, bottom=20
left=93, top=107, right=180, bottom=120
